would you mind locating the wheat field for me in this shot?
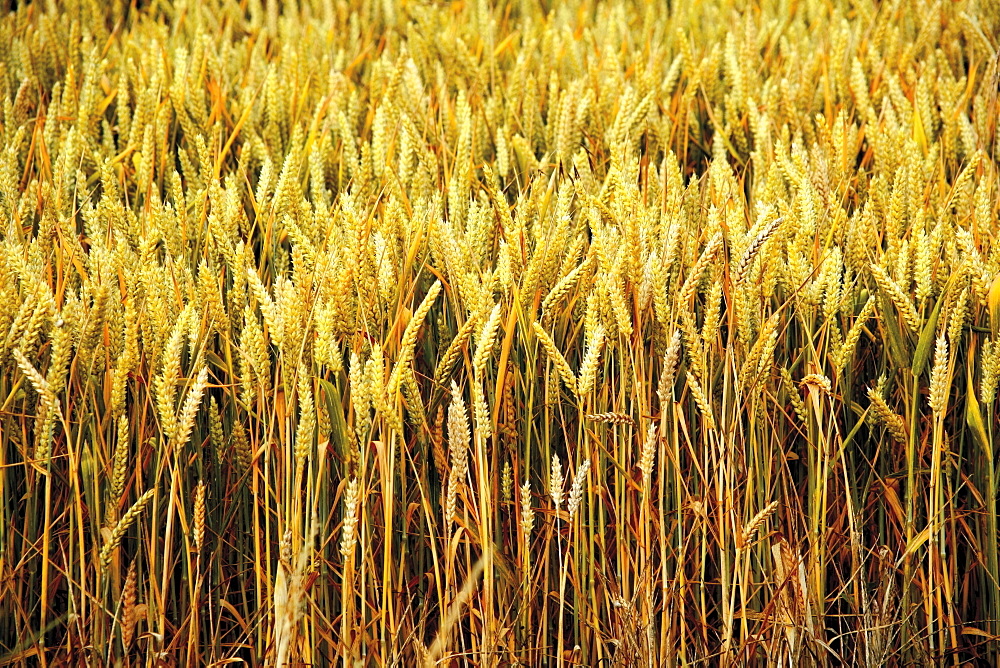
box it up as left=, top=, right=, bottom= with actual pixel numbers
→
left=0, top=0, right=999, bottom=665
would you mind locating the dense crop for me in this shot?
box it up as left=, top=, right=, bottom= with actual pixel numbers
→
left=1, top=0, right=999, bottom=665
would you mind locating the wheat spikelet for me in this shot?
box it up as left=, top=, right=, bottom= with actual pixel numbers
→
left=929, top=333, right=949, bottom=416
left=388, top=280, right=442, bottom=396
left=445, top=382, right=470, bottom=532
left=982, top=340, right=1000, bottom=406
left=472, top=381, right=492, bottom=439
left=294, top=364, right=315, bottom=465
left=174, top=366, right=210, bottom=448
left=678, top=232, right=724, bottom=307
left=740, top=500, right=778, bottom=548
left=108, top=417, right=130, bottom=524
left=155, top=312, right=189, bottom=441
left=246, top=266, right=281, bottom=345
left=736, top=216, right=783, bottom=282
left=701, top=277, right=724, bottom=343
left=13, top=344, right=55, bottom=415
left=740, top=313, right=780, bottom=392
left=231, top=418, right=252, bottom=476
left=1, top=292, right=36, bottom=362
left=800, top=373, right=832, bottom=396
left=549, top=455, right=565, bottom=511
left=36, top=322, right=72, bottom=455
left=567, top=459, right=590, bottom=520
left=541, top=256, right=593, bottom=320
left=13, top=347, right=60, bottom=463
left=687, top=374, right=716, bottom=430
left=447, top=382, right=470, bottom=464
left=400, top=370, right=427, bottom=428
left=121, top=560, right=138, bottom=648
left=365, top=343, right=388, bottom=418
left=867, top=387, right=907, bottom=443
left=870, top=263, right=921, bottom=333
left=273, top=518, right=319, bottom=668
left=576, top=324, right=606, bottom=397
left=430, top=406, right=448, bottom=479
left=12, top=347, right=52, bottom=399
left=501, top=461, right=513, bottom=505
left=519, top=481, right=534, bottom=540
left=192, top=481, right=206, bottom=554
left=947, top=287, right=968, bottom=349
left=101, top=489, right=155, bottom=572
left=531, top=321, right=577, bottom=394
left=657, top=330, right=682, bottom=406
left=586, top=412, right=635, bottom=426
left=500, top=363, right=518, bottom=443
left=433, top=311, right=480, bottom=388
left=18, top=287, right=56, bottom=361
left=472, top=301, right=503, bottom=378
left=470, top=302, right=503, bottom=438
left=835, top=296, right=876, bottom=373
left=639, top=424, right=657, bottom=490
left=340, top=478, right=361, bottom=559
left=603, top=273, right=634, bottom=338
left=781, top=368, right=809, bottom=425
left=207, top=397, right=225, bottom=466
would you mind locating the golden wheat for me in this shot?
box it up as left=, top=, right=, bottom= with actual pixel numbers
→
left=2, top=0, right=999, bottom=664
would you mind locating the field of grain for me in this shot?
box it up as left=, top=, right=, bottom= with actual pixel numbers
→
left=1, top=0, right=999, bottom=665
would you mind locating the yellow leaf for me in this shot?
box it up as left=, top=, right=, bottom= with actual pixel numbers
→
left=961, top=626, right=994, bottom=638
left=896, top=526, right=931, bottom=567
left=966, top=364, right=991, bottom=463
left=913, top=109, right=927, bottom=154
